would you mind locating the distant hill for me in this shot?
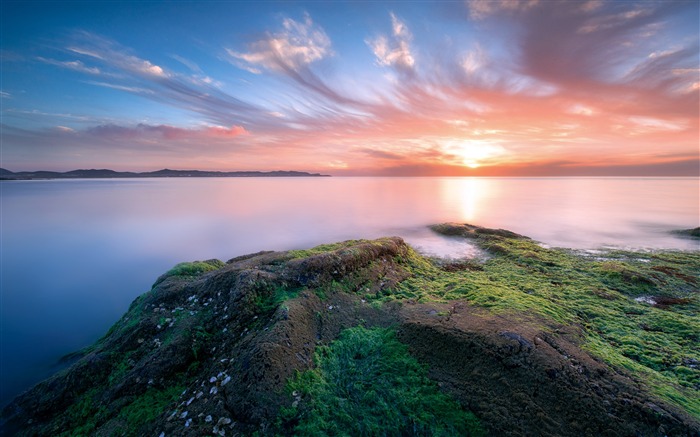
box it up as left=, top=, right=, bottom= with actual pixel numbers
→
left=0, top=168, right=330, bottom=180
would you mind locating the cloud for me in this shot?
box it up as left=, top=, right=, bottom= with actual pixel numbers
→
left=460, top=44, right=486, bottom=74
left=346, top=157, right=699, bottom=177
left=67, top=34, right=167, bottom=78
left=367, top=13, right=415, bottom=72
left=3, top=108, right=98, bottom=122
left=36, top=57, right=102, bottom=75
left=223, top=14, right=362, bottom=107
left=206, top=125, right=249, bottom=137
left=36, top=57, right=101, bottom=75
left=0, top=122, right=256, bottom=172
left=85, top=81, right=153, bottom=94
left=623, top=46, right=699, bottom=93
left=61, top=32, right=273, bottom=128
left=85, top=123, right=248, bottom=140
left=467, top=0, right=540, bottom=20
left=505, top=1, right=696, bottom=90
left=4, top=4, right=696, bottom=176
left=169, top=54, right=202, bottom=73
left=227, top=14, right=331, bottom=73
left=358, top=148, right=405, bottom=161
left=0, top=91, right=11, bottom=99
left=627, top=116, right=687, bottom=133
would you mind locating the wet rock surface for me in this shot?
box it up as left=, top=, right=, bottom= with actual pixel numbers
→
left=1, top=228, right=698, bottom=436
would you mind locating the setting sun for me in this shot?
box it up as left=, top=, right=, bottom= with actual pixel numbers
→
left=444, top=139, right=506, bottom=169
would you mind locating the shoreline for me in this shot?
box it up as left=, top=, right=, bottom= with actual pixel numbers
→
left=2, top=223, right=698, bottom=435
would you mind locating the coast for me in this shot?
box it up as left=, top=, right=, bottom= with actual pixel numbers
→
left=2, top=223, right=698, bottom=435
left=0, top=168, right=330, bottom=180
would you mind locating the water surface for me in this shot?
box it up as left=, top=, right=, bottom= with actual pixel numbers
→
left=1, top=177, right=698, bottom=406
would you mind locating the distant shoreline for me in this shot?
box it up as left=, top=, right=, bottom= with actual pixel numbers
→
left=0, top=168, right=330, bottom=180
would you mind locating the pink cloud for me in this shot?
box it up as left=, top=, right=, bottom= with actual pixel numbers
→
left=206, top=125, right=249, bottom=138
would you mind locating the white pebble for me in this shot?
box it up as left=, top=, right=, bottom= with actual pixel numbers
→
left=209, top=376, right=217, bottom=383
left=179, top=411, right=188, bottom=419
left=221, top=376, right=231, bottom=386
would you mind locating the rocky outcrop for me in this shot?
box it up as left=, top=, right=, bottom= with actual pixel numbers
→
left=2, top=228, right=698, bottom=436
left=672, top=227, right=700, bottom=239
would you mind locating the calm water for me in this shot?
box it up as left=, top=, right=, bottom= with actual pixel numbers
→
left=1, top=177, right=698, bottom=406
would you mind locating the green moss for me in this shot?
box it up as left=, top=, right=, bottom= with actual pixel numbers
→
left=108, top=350, right=135, bottom=386
left=250, top=283, right=303, bottom=314
left=116, top=385, right=184, bottom=435
left=277, top=326, right=484, bottom=436
left=58, top=388, right=109, bottom=437
left=153, top=259, right=225, bottom=287
left=381, top=226, right=699, bottom=417
left=58, top=382, right=184, bottom=436
left=288, top=240, right=367, bottom=259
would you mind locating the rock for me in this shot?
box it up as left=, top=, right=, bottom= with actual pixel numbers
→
left=671, top=227, right=700, bottom=239
left=1, top=231, right=697, bottom=437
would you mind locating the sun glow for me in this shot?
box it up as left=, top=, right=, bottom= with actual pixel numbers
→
left=445, top=139, right=506, bottom=169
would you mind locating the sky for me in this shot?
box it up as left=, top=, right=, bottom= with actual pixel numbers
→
left=1, top=0, right=698, bottom=176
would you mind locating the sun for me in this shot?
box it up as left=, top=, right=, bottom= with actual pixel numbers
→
left=444, top=139, right=505, bottom=169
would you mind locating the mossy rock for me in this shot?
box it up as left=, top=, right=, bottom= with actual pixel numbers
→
left=2, top=225, right=699, bottom=436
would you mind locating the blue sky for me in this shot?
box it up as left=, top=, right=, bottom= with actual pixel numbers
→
left=1, top=1, right=698, bottom=175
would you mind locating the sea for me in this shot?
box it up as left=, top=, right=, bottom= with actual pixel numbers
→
left=1, top=177, right=698, bottom=407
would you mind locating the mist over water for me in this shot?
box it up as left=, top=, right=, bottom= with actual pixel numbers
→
left=1, top=177, right=698, bottom=406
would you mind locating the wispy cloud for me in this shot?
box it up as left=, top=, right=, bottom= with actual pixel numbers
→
left=227, top=14, right=332, bottom=73
left=169, top=54, right=202, bottom=73
left=84, top=81, right=153, bottom=94
left=61, top=31, right=273, bottom=128
left=67, top=33, right=167, bottom=78
left=3, top=108, right=99, bottom=122
left=367, top=13, right=415, bottom=72
left=36, top=57, right=102, bottom=75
